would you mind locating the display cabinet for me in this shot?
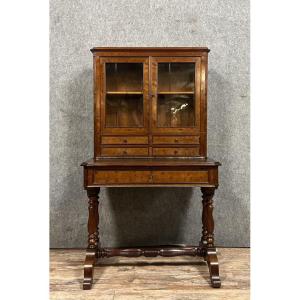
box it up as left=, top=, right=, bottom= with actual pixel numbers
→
left=81, top=47, right=221, bottom=289
left=94, top=50, right=207, bottom=158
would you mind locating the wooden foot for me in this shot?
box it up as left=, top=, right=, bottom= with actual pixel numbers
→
left=206, top=248, right=221, bottom=288
left=200, top=188, right=221, bottom=287
left=83, top=187, right=100, bottom=290
left=83, top=249, right=97, bottom=290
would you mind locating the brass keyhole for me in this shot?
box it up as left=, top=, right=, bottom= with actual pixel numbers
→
left=149, top=174, right=153, bottom=182
left=123, top=150, right=127, bottom=155
left=174, top=150, right=178, bottom=155
left=174, top=139, right=179, bottom=143
left=123, top=139, right=127, bottom=144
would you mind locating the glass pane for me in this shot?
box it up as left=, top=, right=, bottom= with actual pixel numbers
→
left=158, top=63, right=194, bottom=93
left=106, top=63, right=143, bottom=92
left=105, top=63, right=144, bottom=127
left=106, top=94, right=143, bottom=127
left=157, top=94, right=195, bottom=127
left=157, top=62, right=195, bottom=127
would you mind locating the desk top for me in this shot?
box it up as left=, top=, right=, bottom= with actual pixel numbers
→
left=81, top=158, right=221, bottom=167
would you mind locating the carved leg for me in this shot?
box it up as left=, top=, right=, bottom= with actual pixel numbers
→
left=200, top=187, right=221, bottom=288
left=83, top=187, right=100, bottom=290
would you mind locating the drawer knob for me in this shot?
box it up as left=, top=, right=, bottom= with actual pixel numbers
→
left=174, top=139, right=179, bottom=143
left=123, top=150, right=127, bottom=155
left=123, top=139, right=127, bottom=144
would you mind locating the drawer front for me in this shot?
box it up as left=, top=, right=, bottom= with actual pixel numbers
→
left=153, top=136, right=199, bottom=145
left=94, top=170, right=151, bottom=184
left=152, top=147, right=199, bottom=157
left=152, top=171, right=209, bottom=184
left=102, top=136, right=148, bottom=145
left=101, top=147, right=148, bottom=157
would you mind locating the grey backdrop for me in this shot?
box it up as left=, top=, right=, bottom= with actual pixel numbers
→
left=50, top=0, right=249, bottom=248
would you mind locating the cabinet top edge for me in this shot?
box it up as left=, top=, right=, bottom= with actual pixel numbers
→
left=81, top=158, right=220, bottom=167
left=90, top=47, right=210, bottom=53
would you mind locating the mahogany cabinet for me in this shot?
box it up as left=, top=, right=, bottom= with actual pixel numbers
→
left=93, top=48, right=208, bottom=159
left=81, top=47, right=221, bottom=289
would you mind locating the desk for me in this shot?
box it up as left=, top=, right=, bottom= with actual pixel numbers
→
left=81, top=158, right=221, bottom=289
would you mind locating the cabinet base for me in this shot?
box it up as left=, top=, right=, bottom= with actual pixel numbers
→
left=83, top=245, right=221, bottom=289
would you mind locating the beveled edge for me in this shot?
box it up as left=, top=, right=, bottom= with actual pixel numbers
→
left=90, top=47, right=210, bottom=53
left=81, top=158, right=221, bottom=167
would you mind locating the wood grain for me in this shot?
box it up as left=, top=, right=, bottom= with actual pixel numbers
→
left=81, top=158, right=221, bottom=167
left=152, top=147, right=199, bottom=157
left=50, top=248, right=249, bottom=300
left=101, top=147, right=149, bottom=157
left=94, top=170, right=151, bottom=184
left=152, top=170, right=208, bottom=184
left=153, top=136, right=199, bottom=145
left=93, top=48, right=208, bottom=158
left=101, top=136, right=148, bottom=145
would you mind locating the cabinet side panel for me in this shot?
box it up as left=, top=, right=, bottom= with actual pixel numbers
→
left=200, top=53, right=208, bottom=157
left=94, top=56, right=101, bottom=158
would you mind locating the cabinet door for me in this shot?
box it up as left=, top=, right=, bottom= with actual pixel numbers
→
left=151, top=57, right=201, bottom=135
left=100, top=57, right=149, bottom=135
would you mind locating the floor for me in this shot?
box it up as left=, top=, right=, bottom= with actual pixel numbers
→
left=50, top=248, right=250, bottom=300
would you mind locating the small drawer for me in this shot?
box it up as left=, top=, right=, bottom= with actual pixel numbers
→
left=94, top=170, right=151, bottom=184
left=152, top=147, right=199, bottom=157
left=153, top=136, right=199, bottom=145
left=152, top=171, right=209, bottom=184
left=102, top=136, right=148, bottom=145
left=101, top=147, right=148, bottom=157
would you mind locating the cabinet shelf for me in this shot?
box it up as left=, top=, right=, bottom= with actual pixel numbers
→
left=157, top=91, right=194, bottom=95
left=106, top=91, right=143, bottom=95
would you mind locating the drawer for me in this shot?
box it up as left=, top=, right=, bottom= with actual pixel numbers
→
left=102, top=136, right=148, bottom=145
left=94, top=170, right=151, bottom=184
left=152, top=171, right=209, bottom=184
left=101, top=147, right=148, bottom=157
left=152, top=147, right=199, bottom=157
left=153, top=136, right=199, bottom=145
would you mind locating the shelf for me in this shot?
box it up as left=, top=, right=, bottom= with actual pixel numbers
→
left=157, top=91, right=194, bottom=95
left=106, top=91, right=194, bottom=95
left=106, top=91, right=143, bottom=95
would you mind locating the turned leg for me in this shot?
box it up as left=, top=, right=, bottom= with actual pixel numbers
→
left=200, top=187, right=221, bottom=288
left=83, top=187, right=100, bottom=290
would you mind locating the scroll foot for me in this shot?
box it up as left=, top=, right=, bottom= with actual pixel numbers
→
left=206, top=248, right=221, bottom=288
left=83, top=249, right=97, bottom=290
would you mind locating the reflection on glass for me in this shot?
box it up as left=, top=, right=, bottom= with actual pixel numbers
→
left=106, top=95, right=143, bottom=127
left=105, top=63, right=144, bottom=127
left=158, top=63, right=195, bottom=93
left=106, top=63, right=143, bottom=92
left=157, top=62, right=195, bottom=127
left=157, top=94, right=195, bottom=127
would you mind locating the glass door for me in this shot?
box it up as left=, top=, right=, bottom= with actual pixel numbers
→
left=151, top=57, right=201, bottom=134
left=101, top=57, right=149, bottom=135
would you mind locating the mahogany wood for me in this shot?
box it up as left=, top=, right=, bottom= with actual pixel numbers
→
left=152, top=147, right=199, bottom=157
left=93, top=47, right=208, bottom=158
left=82, top=47, right=221, bottom=290
left=152, top=136, right=200, bottom=145
left=83, top=249, right=97, bottom=290
left=200, top=187, right=215, bottom=249
left=101, top=136, right=149, bottom=145
left=98, top=246, right=202, bottom=258
left=83, top=187, right=100, bottom=290
left=101, top=147, right=149, bottom=157
left=206, top=248, right=221, bottom=288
